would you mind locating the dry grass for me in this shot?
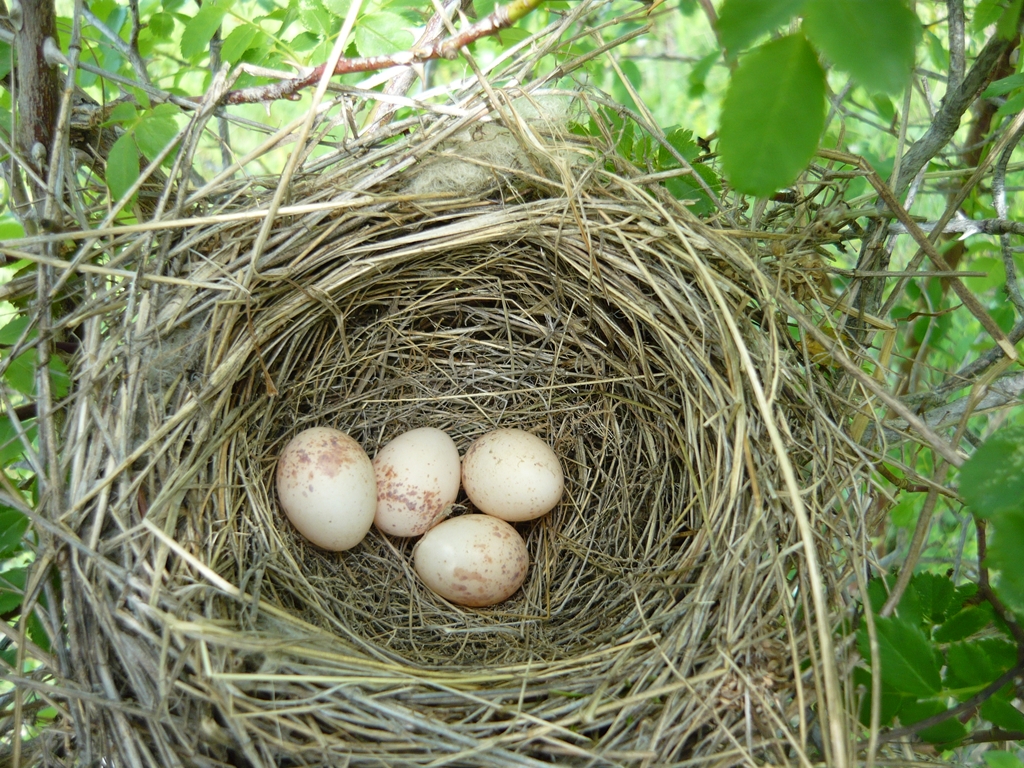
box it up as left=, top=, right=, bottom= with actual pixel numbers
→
left=1, top=3, right=889, bottom=766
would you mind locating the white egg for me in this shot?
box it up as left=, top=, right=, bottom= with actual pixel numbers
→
left=275, top=427, right=376, bottom=551
left=413, top=514, right=529, bottom=607
left=373, top=427, right=461, bottom=537
left=461, top=429, right=564, bottom=522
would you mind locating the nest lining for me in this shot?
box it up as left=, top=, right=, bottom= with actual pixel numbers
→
left=41, top=71, right=877, bottom=766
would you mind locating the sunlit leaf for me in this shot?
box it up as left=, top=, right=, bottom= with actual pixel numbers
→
left=221, top=24, right=259, bottom=64
left=0, top=315, right=32, bottom=345
left=803, top=0, right=921, bottom=95
left=354, top=12, right=414, bottom=57
left=299, top=0, right=335, bottom=35
left=106, top=132, right=139, bottom=203
left=718, top=34, right=825, bottom=197
left=148, top=11, right=175, bottom=39
left=135, top=112, right=180, bottom=164
left=985, top=751, right=1024, bottom=768
left=3, top=350, right=35, bottom=395
left=181, top=0, right=229, bottom=59
left=716, top=0, right=807, bottom=54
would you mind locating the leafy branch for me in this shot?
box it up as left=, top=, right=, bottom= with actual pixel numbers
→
left=220, top=0, right=547, bottom=105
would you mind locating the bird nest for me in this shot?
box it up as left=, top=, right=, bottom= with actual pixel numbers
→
left=15, top=10, right=881, bottom=768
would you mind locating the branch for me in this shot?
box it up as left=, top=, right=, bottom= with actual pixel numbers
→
left=221, top=0, right=546, bottom=105
left=862, top=371, right=1024, bottom=446
left=11, top=0, right=61, bottom=197
left=873, top=660, right=1024, bottom=743
left=894, top=30, right=1016, bottom=197
left=888, top=216, right=1024, bottom=237
left=81, top=7, right=151, bottom=86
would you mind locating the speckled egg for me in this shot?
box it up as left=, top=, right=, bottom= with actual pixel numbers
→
left=413, top=514, right=529, bottom=607
left=461, top=428, right=564, bottom=522
left=275, top=427, right=377, bottom=551
left=373, top=427, right=461, bottom=537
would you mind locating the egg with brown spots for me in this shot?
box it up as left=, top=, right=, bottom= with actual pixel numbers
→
left=413, top=514, right=529, bottom=606
left=275, top=427, right=377, bottom=551
left=461, top=429, right=564, bottom=522
left=373, top=427, right=461, bottom=537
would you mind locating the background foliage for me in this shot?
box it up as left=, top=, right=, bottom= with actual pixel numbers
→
left=1, top=0, right=1023, bottom=764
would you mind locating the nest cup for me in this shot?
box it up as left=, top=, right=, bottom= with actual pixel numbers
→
left=56, top=82, right=873, bottom=765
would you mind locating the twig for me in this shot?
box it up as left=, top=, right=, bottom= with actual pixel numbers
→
left=977, top=519, right=1024, bottom=655
left=862, top=371, right=1024, bottom=446
left=221, top=0, right=546, bottom=105
left=81, top=7, right=152, bottom=86
left=946, top=1, right=966, bottom=94
left=879, top=481, right=941, bottom=618
left=820, top=148, right=1018, bottom=361
left=888, top=216, right=1024, bottom=237
left=871, top=660, right=1024, bottom=743
left=894, top=30, right=1015, bottom=197
left=962, top=728, right=1024, bottom=745
left=992, top=121, right=1024, bottom=316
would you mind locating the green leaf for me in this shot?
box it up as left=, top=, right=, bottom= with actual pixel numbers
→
left=4, top=351, right=35, bottom=395
left=960, top=425, right=1024, bottom=517
left=0, top=417, right=35, bottom=466
left=986, top=752, right=1024, bottom=768
left=181, top=1, right=229, bottom=59
left=900, top=699, right=967, bottom=746
left=983, top=72, right=1024, bottom=98
left=0, top=568, right=26, bottom=615
left=854, top=666, right=906, bottom=727
left=997, top=0, right=1024, bottom=39
left=299, top=0, right=335, bottom=35
left=986, top=509, right=1024, bottom=613
left=802, top=0, right=921, bottom=95
left=687, top=50, right=718, bottom=98
left=0, top=315, right=32, bottom=345
left=871, top=94, right=896, bottom=124
left=858, top=615, right=941, bottom=696
left=659, top=127, right=700, bottom=167
left=353, top=12, right=414, bottom=58
left=996, top=90, right=1024, bottom=117
left=105, top=101, right=139, bottom=126
left=974, top=0, right=1007, bottom=33
left=0, top=507, right=28, bottom=557
left=106, top=132, right=139, bottom=203
left=946, top=638, right=1015, bottom=688
left=48, top=355, right=70, bottom=399
left=981, top=697, right=1024, bottom=732
left=148, top=11, right=176, bottom=39
left=934, top=604, right=995, bottom=642
left=665, top=165, right=720, bottom=217
left=324, top=0, right=353, bottom=14
left=716, top=0, right=808, bottom=54
left=910, top=572, right=954, bottom=624
left=718, top=34, right=826, bottom=197
left=135, top=112, right=179, bottom=164
left=0, top=41, right=12, bottom=81
left=221, top=24, right=259, bottom=64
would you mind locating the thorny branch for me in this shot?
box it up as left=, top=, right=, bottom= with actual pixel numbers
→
left=220, top=0, right=546, bottom=105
